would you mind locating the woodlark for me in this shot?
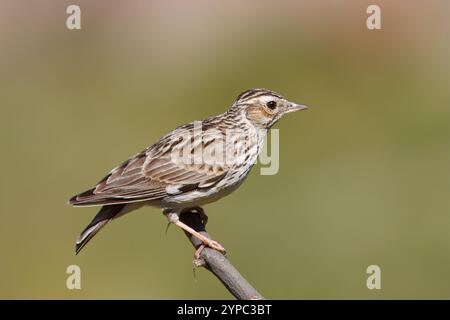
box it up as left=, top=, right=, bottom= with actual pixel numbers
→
left=69, top=88, right=307, bottom=255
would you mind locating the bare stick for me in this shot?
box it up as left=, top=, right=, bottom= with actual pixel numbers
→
left=179, top=208, right=265, bottom=300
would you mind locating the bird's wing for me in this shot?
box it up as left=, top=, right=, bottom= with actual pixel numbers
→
left=69, top=125, right=230, bottom=206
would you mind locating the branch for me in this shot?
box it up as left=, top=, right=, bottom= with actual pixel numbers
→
left=179, top=208, right=265, bottom=300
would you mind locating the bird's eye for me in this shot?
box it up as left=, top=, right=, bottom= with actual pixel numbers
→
left=266, top=101, right=277, bottom=110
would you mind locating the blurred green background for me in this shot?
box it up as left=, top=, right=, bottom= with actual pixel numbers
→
left=1, top=0, right=450, bottom=299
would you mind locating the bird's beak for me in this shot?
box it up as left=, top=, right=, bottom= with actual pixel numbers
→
left=285, top=102, right=308, bottom=113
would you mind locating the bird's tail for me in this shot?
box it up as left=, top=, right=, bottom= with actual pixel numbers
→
left=75, top=204, right=125, bottom=254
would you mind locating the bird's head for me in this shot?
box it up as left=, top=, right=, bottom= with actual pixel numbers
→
left=233, top=88, right=308, bottom=129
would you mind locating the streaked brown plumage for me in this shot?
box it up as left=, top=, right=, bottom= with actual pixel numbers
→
left=69, top=88, right=307, bottom=255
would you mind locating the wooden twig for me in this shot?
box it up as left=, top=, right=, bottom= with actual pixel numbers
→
left=179, top=208, right=265, bottom=300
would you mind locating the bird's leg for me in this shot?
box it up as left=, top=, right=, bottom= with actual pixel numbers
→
left=194, top=244, right=206, bottom=260
left=163, top=209, right=226, bottom=255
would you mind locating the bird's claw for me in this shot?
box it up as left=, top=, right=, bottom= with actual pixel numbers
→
left=192, top=240, right=226, bottom=269
left=204, top=240, right=226, bottom=255
left=193, top=257, right=206, bottom=268
left=193, top=239, right=226, bottom=264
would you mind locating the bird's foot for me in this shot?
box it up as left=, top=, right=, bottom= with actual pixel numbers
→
left=192, top=239, right=226, bottom=268
left=194, top=244, right=206, bottom=260
left=193, top=244, right=206, bottom=268
left=194, top=238, right=227, bottom=258
left=204, top=239, right=226, bottom=255
left=192, top=242, right=223, bottom=270
left=164, top=210, right=226, bottom=256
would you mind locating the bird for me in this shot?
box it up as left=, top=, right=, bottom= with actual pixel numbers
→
left=69, top=88, right=308, bottom=256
